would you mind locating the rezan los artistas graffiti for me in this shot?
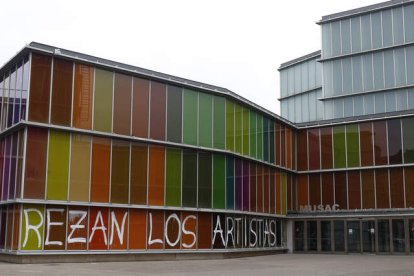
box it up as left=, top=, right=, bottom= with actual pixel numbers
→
left=19, top=205, right=281, bottom=250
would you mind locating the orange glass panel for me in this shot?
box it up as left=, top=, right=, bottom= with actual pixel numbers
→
left=360, top=122, right=374, bottom=166
left=286, top=128, right=292, bottom=169
left=148, top=146, right=165, bottom=206
left=405, top=167, right=414, bottom=208
left=67, top=206, right=88, bottom=250
left=257, top=165, right=263, bottom=213
left=28, top=54, right=51, bottom=123
left=361, top=170, right=375, bottom=209
left=44, top=205, right=66, bottom=250
left=149, top=81, right=166, bottom=140
left=276, top=171, right=281, bottom=214
left=309, top=174, right=320, bottom=206
left=335, top=172, right=347, bottom=210
left=110, top=140, right=130, bottom=204
left=320, top=127, right=333, bottom=169
left=51, top=58, right=73, bottom=126
left=128, top=209, right=146, bottom=250
left=89, top=207, right=109, bottom=250
left=147, top=211, right=164, bottom=249
left=12, top=205, right=20, bottom=250
left=165, top=211, right=180, bottom=249
left=24, top=127, right=48, bottom=199
left=375, top=169, right=389, bottom=209
left=296, top=130, right=307, bottom=171
left=348, top=171, right=361, bottom=210
left=197, top=213, right=211, bottom=249
left=109, top=208, right=128, bottom=250
left=90, top=137, right=111, bottom=203
left=113, top=73, right=132, bottom=135
left=297, top=175, right=308, bottom=208
left=321, top=173, right=334, bottom=206
left=130, top=143, right=147, bottom=205
left=263, top=167, right=269, bottom=213
left=73, top=64, right=93, bottom=129
left=181, top=211, right=197, bottom=249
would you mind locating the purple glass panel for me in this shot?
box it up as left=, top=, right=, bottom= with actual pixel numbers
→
left=242, top=160, right=250, bottom=211
left=13, top=99, right=20, bottom=124
left=8, top=133, right=18, bottom=200
left=235, top=159, right=242, bottom=210
left=7, top=99, right=13, bottom=128
left=1, top=137, right=10, bottom=201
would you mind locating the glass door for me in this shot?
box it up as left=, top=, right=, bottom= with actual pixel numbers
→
left=334, top=220, right=345, bottom=252
left=321, top=221, right=332, bottom=252
left=362, top=220, right=375, bottom=253
left=347, top=221, right=361, bottom=253
left=377, top=220, right=390, bottom=253
left=294, top=221, right=305, bottom=251
left=307, top=221, right=317, bottom=251
left=392, top=219, right=405, bottom=253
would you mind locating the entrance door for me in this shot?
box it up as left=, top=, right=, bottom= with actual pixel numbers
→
left=334, top=220, right=345, bottom=252
left=321, top=221, right=332, bottom=252
left=294, top=221, right=305, bottom=251
left=362, top=220, right=375, bottom=253
left=347, top=221, right=361, bottom=253
left=307, top=221, right=317, bottom=251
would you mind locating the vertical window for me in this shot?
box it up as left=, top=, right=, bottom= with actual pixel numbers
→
left=390, top=168, right=404, bottom=208
left=250, top=164, right=257, bottom=213
left=361, top=170, right=375, bottom=209
left=198, top=93, right=213, bottom=148
left=348, top=171, right=361, bottom=209
left=309, top=174, right=320, bottom=206
left=166, top=86, right=182, bottom=143
left=73, top=64, right=93, bottom=129
left=235, top=159, right=243, bottom=211
left=235, top=103, right=243, bottom=154
left=213, top=96, right=225, bottom=150
left=93, top=69, right=113, bottom=132
left=321, top=127, right=333, bottom=169
left=333, top=125, right=346, bottom=168
left=296, top=130, right=308, bottom=171
left=257, top=114, right=263, bottom=160
left=28, top=54, right=51, bottom=123
left=198, top=152, right=212, bottom=208
left=88, top=207, right=109, bottom=250
left=47, top=130, right=70, bottom=201
left=405, top=167, right=414, bottom=208
left=44, top=205, right=66, bottom=250
left=128, top=209, right=146, bottom=249
left=149, top=81, right=166, bottom=141
left=346, top=124, right=360, bottom=167
left=132, top=77, right=149, bottom=138
left=243, top=107, right=250, bottom=156
left=113, top=73, right=132, bottom=135
left=297, top=175, right=308, bottom=208
left=182, top=149, right=197, bottom=207
left=263, top=117, right=269, bottom=162
left=213, top=154, right=225, bottom=209
left=375, top=169, right=389, bottom=209
left=111, top=140, right=130, bottom=204
left=373, top=121, right=388, bottom=165
left=387, top=119, right=402, bottom=164
left=69, top=134, right=91, bottom=202
left=226, top=156, right=235, bottom=209
left=308, top=129, right=320, bottom=170
left=360, top=122, right=374, bottom=166
left=322, top=173, right=334, bottom=206
left=148, top=145, right=165, bottom=206
left=249, top=111, right=257, bottom=158
left=243, top=161, right=250, bottom=212
left=51, top=58, right=73, bottom=126
left=403, top=117, right=414, bottom=163
left=24, top=127, right=48, bottom=199
left=335, top=172, right=347, bottom=210
left=165, top=148, right=181, bottom=207
left=130, top=143, right=148, bottom=205
left=20, top=205, right=44, bottom=250
left=90, top=137, right=111, bottom=203
left=183, top=90, right=198, bottom=146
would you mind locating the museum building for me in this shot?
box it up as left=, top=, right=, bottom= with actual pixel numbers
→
left=1, top=0, right=414, bottom=262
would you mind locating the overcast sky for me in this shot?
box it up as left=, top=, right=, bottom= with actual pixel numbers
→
left=1, top=0, right=381, bottom=115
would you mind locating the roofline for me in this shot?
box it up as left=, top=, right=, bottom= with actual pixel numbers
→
left=278, top=50, right=321, bottom=71
left=0, top=42, right=295, bottom=127
left=318, top=0, right=414, bottom=24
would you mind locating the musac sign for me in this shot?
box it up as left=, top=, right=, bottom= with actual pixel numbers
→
left=299, top=204, right=340, bottom=212
left=19, top=205, right=281, bottom=250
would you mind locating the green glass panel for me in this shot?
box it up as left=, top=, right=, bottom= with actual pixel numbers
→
left=182, top=149, right=197, bottom=207
left=226, top=100, right=235, bottom=151
left=263, top=117, right=269, bottom=162
left=93, top=69, right=113, bottom=132
left=183, top=89, right=198, bottom=145
left=198, top=152, right=212, bottom=208
left=403, top=117, right=414, bottom=163
left=257, top=114, right=263, bottom=160
left=167, top=86, right=182, bottom=143
left=21, top=205, right=44, bottom=250
left=281, top=174, right=287, bottom=215
left=346, top=124, right=360, bottom=167
left=242, top=107, right=249, bottom=156
left=249, top=111, right=257, bottom=158
left=213, top=154, right=225, bottom=209
left=269, top=121, right=275, bottom=164
left=333, top=125, right=346, bottom=168
left=199, top=93, right=213, bottom=148
left=213, top=96, right=225, bottom=150
left=69, top=134, right=91, bottom=202
left=235, top=103, right=242, bottom=154
left=165, top=148, right=182, bottom=207
left=47, top=131, right=70, bottom=200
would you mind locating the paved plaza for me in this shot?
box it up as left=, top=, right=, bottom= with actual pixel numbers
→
left=1, top=254, right=414, bottom=276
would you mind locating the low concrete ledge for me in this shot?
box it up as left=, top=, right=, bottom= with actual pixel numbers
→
left=0, top=249, right=288, bottom=264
